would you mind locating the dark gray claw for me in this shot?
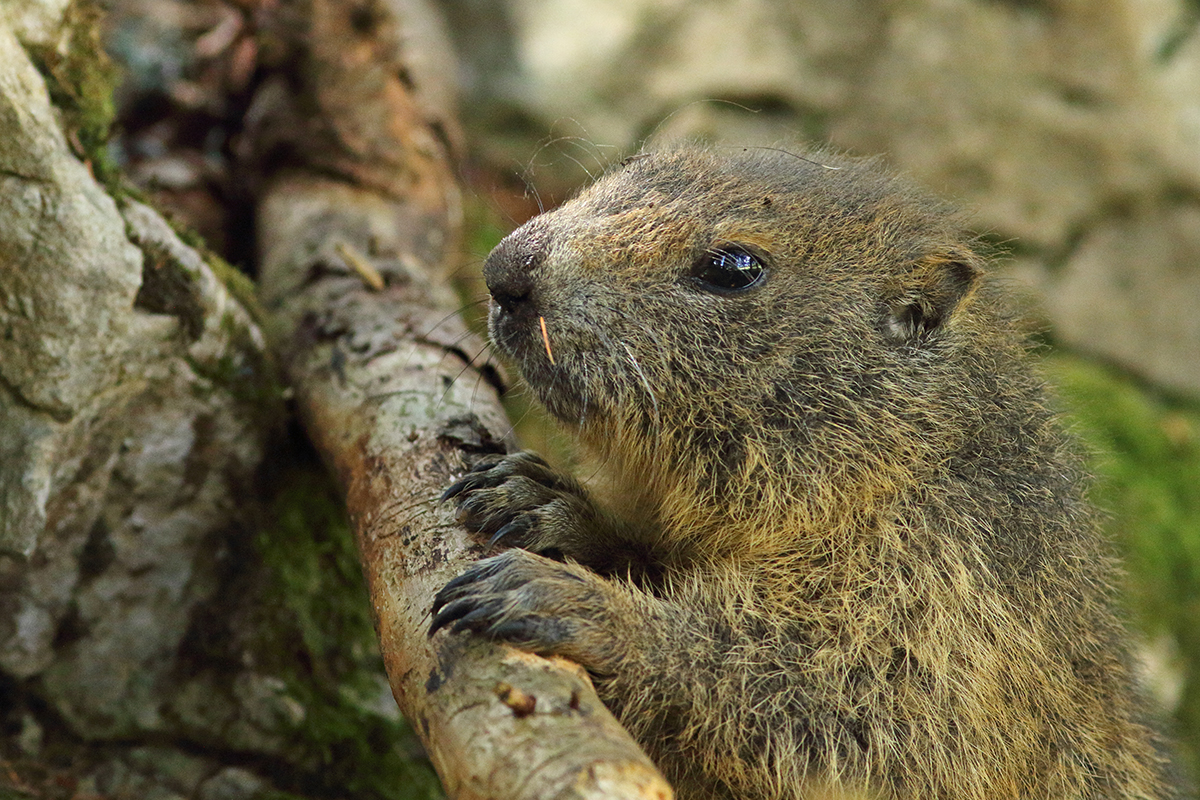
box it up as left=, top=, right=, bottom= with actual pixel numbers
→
left=440, top=476, right=473, bottom=502
left=429, top=597, right=478, bottom=635
left=487, top=518, right=530, bottom=549
left=450, top=604, right=505, bottom=634
left=430, top=560, right=500, bottom=616
left=440, top=456, right=508, bottom=502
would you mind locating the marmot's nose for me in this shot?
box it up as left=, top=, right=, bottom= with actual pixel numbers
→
left=483, top=227, right=547, bottom=316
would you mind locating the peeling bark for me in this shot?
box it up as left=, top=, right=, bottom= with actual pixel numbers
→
left=252, top=0, right=673, bottom=797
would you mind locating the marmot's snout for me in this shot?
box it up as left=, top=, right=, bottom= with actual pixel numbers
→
left=483, top=225, right=548, bottom=318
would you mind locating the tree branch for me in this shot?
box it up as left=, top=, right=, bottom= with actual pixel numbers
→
left=252, top=0, right=673, bottom=797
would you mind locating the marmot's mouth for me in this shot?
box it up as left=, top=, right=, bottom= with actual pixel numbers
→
left=488, top=303, right=597, bottom=427
left=486, top=299, right=536, bottom=363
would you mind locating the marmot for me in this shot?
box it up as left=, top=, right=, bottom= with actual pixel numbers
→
left=430, top=146, right=1181, bottom=799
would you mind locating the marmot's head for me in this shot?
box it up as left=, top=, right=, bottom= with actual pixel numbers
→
left=483, top=147, right=1017, bottom=541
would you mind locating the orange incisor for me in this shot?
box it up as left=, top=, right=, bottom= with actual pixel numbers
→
left=539, top=316, right=556, bottom=364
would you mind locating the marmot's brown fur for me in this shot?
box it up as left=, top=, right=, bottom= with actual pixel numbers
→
left=431, top=145, right=1181, bottom=799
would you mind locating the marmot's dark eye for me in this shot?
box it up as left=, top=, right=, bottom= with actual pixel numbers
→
left=691, top=245, right=766, bottom=292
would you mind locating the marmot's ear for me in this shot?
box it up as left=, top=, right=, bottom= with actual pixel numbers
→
left=881, top=254, right=981, bottom=344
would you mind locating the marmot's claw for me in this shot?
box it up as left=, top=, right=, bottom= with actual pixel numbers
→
left=439, top=477, right=471, bottom=502
left=430, top=558, right=506, bottom=618
left=428, top=598, right=477, bottom=635
left=429, top=562, right=496, bottom=636
left=439, top=451, right=592, bottom=557
left=426, top=551, right=618, bottom=672
left=488, top=517, right=531, bottom=549
left=440, top=454, right=508, bottom=501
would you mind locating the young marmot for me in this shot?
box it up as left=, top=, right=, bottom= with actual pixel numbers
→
left=430, top=146, right=1181, bottom=799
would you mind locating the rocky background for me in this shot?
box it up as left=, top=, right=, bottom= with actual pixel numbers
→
left=446, top=0, right=1200, bottom=398
left=1, top=0, right=1198, bottom=798
left=1, top=0, right=446, bottom=797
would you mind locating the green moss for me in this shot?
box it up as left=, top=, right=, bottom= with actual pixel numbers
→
left=462, top=197, right=511, bottom=272
left=255, top=465, right=442, bottom=800
left=27, top=0, right=122, bottom=191
left=454, top=195, right=507, bottom=338
left=174, top=224, right=270, bottom=330
left=258, top=471, right=376, bottom=681
left=1156, top=0, right=1200, bottom=62
left=187, top=303, right=285, bottom=424
left=134, top=240, right=207, bottom=340
left=1048, top=354, right=1200, bottom=770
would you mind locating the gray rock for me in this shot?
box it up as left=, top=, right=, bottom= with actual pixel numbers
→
left=0, top=17, right=270, bottom=743
left=0, top=23, right=154, bottom=556
left=196, top=768, right=269, bottom=800
left=1038, top=202, right=1200, bottom=397
left=0, top=0, right=73, bottom=45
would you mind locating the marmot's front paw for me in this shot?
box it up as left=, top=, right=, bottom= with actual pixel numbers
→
left=441, top=451, right=592, bottom=558
left=428, top=549, right=622, bottom=674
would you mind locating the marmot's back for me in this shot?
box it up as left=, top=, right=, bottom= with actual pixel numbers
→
left=433, top=146, right=1183, bottom=799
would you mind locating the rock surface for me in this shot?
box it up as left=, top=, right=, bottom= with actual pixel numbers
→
left=0, top=20, right=267, bottom=736
left=0, top=11, right=373, bottom=796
